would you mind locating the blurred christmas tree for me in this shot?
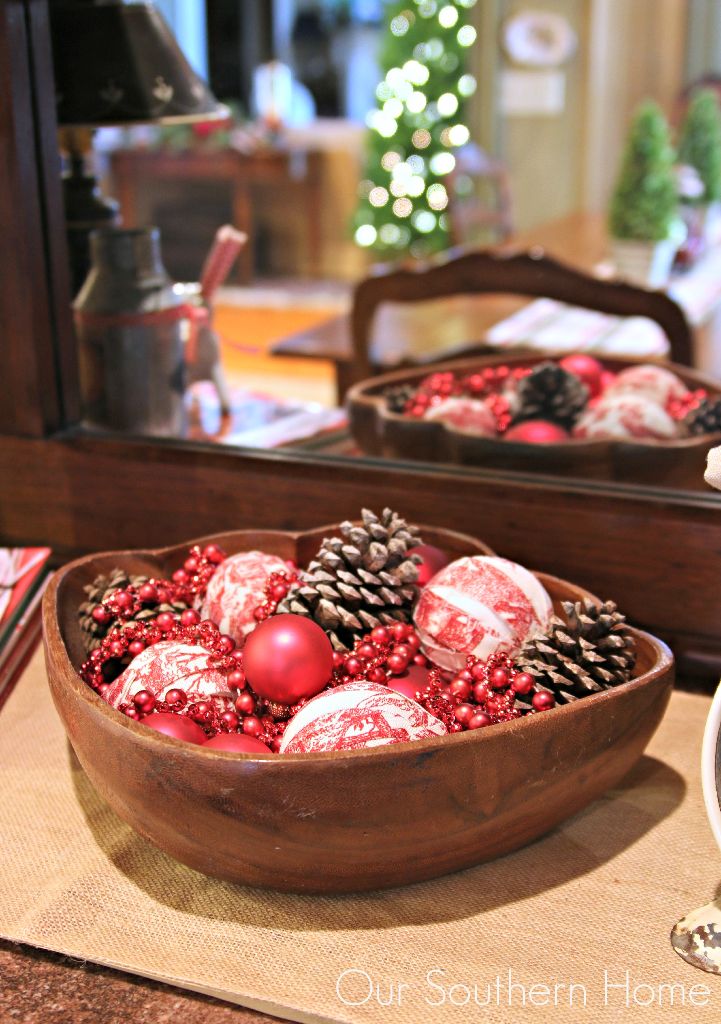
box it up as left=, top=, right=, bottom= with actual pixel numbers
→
left=678, top=89, right=721, bottom=206
left=354, top=0, right=478, bottom=259
left=608, top=101, right=677, bottom=242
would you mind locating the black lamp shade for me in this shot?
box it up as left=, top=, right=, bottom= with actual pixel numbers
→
left=50, top=1, right=227, bottom=127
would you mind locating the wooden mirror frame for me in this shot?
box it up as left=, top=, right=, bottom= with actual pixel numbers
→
left=2, top=0, right=721, bottom=680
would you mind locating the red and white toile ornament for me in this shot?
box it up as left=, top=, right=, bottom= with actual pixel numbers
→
left=423, top=397, right=497, bottom=436
left=199, top=550, right=287, bottom=642
left=103, top=641, right=230, bottom=709
left=279, top=681, right=446, bottom=754
left=604, top=364, right=689, bottom=407
left=413, top=555, right=553, bottom=671
left=572, top=392, right=677, bottom=440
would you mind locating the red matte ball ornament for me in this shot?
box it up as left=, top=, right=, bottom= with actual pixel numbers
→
left=203, top=733, right=272, bottom=753
left=140, top=712, right=206, bottom=744
left=559, top=354, right=604, bottom=397
left=407, top=544, right=451, bottom=586
left=242, top=614, right=334, bottom=704
left=504, top=420, right=569, bottom=444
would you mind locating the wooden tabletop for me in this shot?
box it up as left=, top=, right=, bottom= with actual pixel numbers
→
left=0, top=940, right=283, bottom=1024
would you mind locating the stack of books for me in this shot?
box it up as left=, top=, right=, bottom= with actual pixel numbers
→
left=0, top=547, right=51, bottom=702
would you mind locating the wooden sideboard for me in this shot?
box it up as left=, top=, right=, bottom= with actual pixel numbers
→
left=110, top=145, right=324, bottom=282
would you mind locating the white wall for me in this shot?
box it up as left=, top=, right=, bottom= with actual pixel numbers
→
left=154, top=0, right=208, bottom=78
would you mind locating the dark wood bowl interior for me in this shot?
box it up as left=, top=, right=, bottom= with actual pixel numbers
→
left=347, top=352, right=721, bottom=488
left=43, top=527, right=674, bottom=893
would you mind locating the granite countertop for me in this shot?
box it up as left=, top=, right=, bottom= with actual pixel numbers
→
left=0, top=941, right=281, bottom=1024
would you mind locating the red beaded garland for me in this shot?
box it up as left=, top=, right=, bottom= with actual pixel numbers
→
left=399, top=364, right=529, bottom=433
left=251, top=569, right=299, bottom=623
left=86, top=543, right=227, bottom=648
left=668, top=388, right=706, bottom=421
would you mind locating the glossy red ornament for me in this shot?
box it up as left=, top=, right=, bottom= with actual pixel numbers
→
left=235, top=691, right=256, bottom=715
left=138, top=583, right=158, bottom=603
left=387, top=663, right=431, bottom=702
left=243, top=613, right=334, bottom=704
left=489, top=667, right=509, bottom=689
left=454, top=703, right=475, bottom=725
left=203, top=543, right=226, bottom=565
left=559, top=354, right=604, bottom=397
left=140, top=712, right=206, bottom=744
left=203, top=732, right=271, bottom=753
left=512, top=672, right=534, bottom=695
left=243, top=715, right=264, bottom=737
left=532, top=690, right=556, bottom=711
left=132, top=689, right=156, bottom=714
left=504, top=420, right=569, bottom=444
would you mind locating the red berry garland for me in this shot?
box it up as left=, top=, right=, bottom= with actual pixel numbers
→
left=667, top=388, right=707, bottom=421
left=252, top=568, right=299, bottom=623
left=401, top=365, right=529, bottom=432
left=80, top=617, right=240, bottom=690
left=323, top=624, right=554, bottom=733
left=87, top=543, right=227, bottom=644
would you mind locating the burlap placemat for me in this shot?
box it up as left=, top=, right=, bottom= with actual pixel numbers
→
left=1, top=648, right=720, bottom=1023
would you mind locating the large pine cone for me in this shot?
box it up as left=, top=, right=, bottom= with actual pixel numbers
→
left=78, top=569, right=186, bottom=653
left=277, top=507, right=422, bottom=650
left=515, top=598, right=636, bottom=705
left=512, top=362, right=589, bottom=429
left=684, top=396, right=721, bottom=436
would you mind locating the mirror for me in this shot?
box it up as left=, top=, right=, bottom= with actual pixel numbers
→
left=70, top=0, right=721, bottom=499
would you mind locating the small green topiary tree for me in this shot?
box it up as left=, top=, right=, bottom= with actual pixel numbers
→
left=609, top=101, right=678, bottom=241
left=678, top=88, right=721, bottom=205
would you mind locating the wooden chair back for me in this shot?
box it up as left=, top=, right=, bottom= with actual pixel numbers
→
left=349, top=248, right=694, bottom=388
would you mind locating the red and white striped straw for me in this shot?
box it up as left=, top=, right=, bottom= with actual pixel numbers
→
left=200, top=225, right=248, bottom=302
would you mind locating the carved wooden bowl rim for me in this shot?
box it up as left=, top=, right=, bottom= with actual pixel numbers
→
left=43, top=526, right=674, bottom=765
left=347, top=352, right=721, bottom=452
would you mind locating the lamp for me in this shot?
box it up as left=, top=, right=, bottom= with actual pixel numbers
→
left=50, top=0, right=228, bottom=293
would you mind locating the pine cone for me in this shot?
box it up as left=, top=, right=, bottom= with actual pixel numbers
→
left=515, top=598, right=636, bottom=705
left=78, top=569, right=186, bottom=653
left=384, top=383, right=417, bottom=414
left=684, top=396, right=721, bottom=436
left=277, top=507, right=422, bottom=651
left=512, top=362, right=589, bottom=428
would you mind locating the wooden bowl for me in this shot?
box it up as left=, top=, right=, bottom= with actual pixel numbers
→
left=43, top=526, right=674, bottom=893
left=347, top=353, right=721, bottom=489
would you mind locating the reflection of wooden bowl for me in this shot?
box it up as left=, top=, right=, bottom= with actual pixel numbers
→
left=347, top=353, right=721, bottom=488
left=43, top=528, right=673, bottom=894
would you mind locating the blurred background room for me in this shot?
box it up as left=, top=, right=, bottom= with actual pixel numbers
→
left=22, top=0, right=721, bottom=457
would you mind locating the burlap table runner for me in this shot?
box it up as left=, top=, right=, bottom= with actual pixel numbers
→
left=1, top=648, right=720, bottom=1023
